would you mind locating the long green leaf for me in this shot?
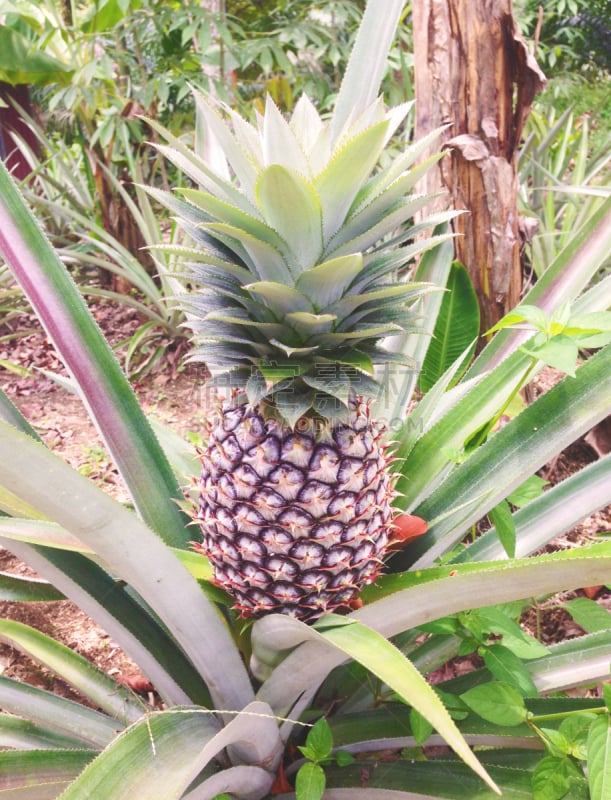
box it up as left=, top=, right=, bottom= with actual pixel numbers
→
left=0, top=571, right=63, bottom=602
left=320, top=759, right=586, bottom=798
left=0, top=517, right=212, bottom=581
left=375, top=228, right=454, bottom=421
left=0, top=619, right=142, bottom=727
left=0, top=388, right=42, bottom=443
left=316, top=122, right=390, bottom=242
left=256, top=165, right=323, bottom=272
left=0, top=675, right=122, bottom=749
left=2, top=538, right=214, bottom=707
left=258, top=545, right=611, bottom=728
left=470, top=194, right=611, bottom=376
left=0, top=713, right=90, bottom=751
left=453, top=455, right=611, bottom=563
left=0, top=750, right=95, bottom=799
left=318, top=617, right=499, bottom=794
left=402, top=344, right=611, bottom=567
left=331, top=0, right=407, bottom=143
left=57, top=703, right=278, bottom=800
left=55, top=709, right=218, bottom=800
left=393, top=349, right=531, bottom=510
left=0, top=422, right=254, bottom=714
left=527, top=631, right=611, bottom=695
left=0, top=159, right=191, bottom=548
left=419, top=261, right=479, bottom=392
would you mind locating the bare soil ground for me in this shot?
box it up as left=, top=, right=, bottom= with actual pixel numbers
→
left=0, top=299, right=609, bottom=704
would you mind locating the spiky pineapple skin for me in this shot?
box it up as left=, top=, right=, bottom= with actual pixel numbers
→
left=198, top=398, right=395, bottom=620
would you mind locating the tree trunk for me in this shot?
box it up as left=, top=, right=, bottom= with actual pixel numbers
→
left=413, top=0, right=546, bottom=334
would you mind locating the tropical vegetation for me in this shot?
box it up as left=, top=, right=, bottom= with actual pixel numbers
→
left=0, top=1, right=609, bottom=799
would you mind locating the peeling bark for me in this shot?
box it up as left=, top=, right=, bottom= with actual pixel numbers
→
left=413, top=0, right=546, bottom=333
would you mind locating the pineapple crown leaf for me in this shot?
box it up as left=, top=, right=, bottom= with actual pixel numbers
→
left=294, top=254, right=364, bottom=310
left=154, top=90, right=447, bottom=420
left=260, top=94, right=311, bottom=175
left=255, top=165, right=324, bottom=272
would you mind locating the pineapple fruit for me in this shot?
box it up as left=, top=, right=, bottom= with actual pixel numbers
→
left=153, top=92, right=442, bottom=620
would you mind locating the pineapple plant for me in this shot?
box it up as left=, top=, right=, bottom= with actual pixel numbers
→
left=151, top=91, right=445, bottom=620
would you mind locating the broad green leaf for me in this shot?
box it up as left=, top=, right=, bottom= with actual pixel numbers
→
left=588, top=715, right=611, bottom=800
left=0, top=27, right=73, bottom=85
left=300, top=718, right=334, bottom=762
left=488, top=501, right=516, bottom=559
left=0, top=422, right=254, bottom=714
left=565, top=598, right=611, bottom=634
left=532, top=756, right=573, bottom=800
left=460, top=683, right=528, bottom=727
left=521, top=334, right=579, bottom=376
left=0, top=749, right=94, bottom=799
left=419, top=262, right=479, bottom=392
left=410, top=708, right=434, bottom=745
left=559, top=715, right=597, bottom=760
left=295, top=762, right=326, bottom=800
left=256, top=166, right=323, bottom=271
left=482, top=646, right=539, bottom=697
left=0, top=160, right=191, bottom=549
left=507, top=474, right=548, bottom=508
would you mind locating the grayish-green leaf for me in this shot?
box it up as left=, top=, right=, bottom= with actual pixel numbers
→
left=0, top=675, right=122, bottom=749
left=0, top=422, right=254, bottom=714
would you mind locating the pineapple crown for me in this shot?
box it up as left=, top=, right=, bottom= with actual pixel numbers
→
left=150, top=92, right=445, bottom=425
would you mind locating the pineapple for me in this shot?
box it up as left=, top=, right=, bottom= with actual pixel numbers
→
left=153, top=92, right=442, bottom=620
